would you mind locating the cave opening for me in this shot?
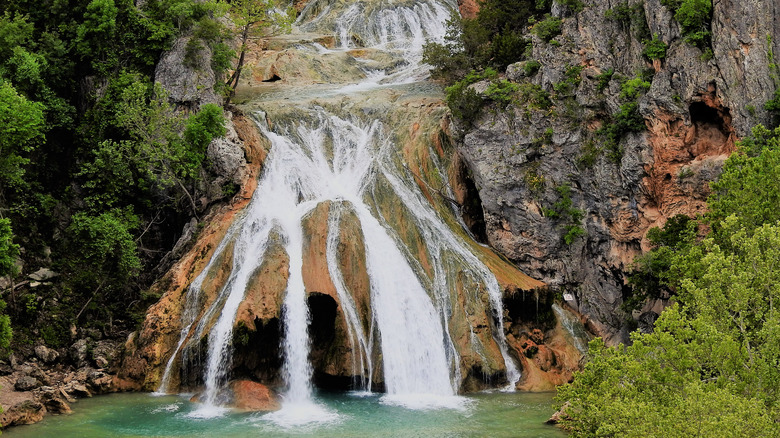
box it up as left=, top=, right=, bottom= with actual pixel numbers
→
left=262, top=74, right=282, bottom=82
left=306, top=293, right=355, bottom=391
left=307, top=292, right=337, bottom=346
left=502, top=289, right=556, bottom=331
left=453, top=156, right=488, bottom=243
left=229, top=317, right=282, bottom=384
left=689, top=101, right=728, bottom=134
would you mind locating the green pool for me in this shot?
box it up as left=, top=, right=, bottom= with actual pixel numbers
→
left=3, top=391, right=566, bottom=437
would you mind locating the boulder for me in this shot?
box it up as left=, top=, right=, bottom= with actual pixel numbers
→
left=34, top=345, right=59, bottom=364
left=28, top=268, right=58, bottom=282
left=38, top=386, right=72, bottom=414
left=70, top=339, right=89, bottom=367
left=229, top=380, right=280, bottom=412
left=86, top=370, right=113, bottom=394
left=0, top=400, right=45, bottom=427
left=15, top=376, right=41, bottom=392
left=547, top=401, right=570, bottom=425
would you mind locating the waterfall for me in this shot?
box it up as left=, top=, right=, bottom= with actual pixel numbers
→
left=158, top=0, right=529, bottom=423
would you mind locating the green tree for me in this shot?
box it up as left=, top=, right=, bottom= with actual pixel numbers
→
left=0, top=80, right=45, bottom=189
left=707, top=124, right=780, bottom=244
left=223, top=0, right=293, bottom=103
left=0, top=218, right=17, bottom=354
left=557, top=221, right=780, bottom=437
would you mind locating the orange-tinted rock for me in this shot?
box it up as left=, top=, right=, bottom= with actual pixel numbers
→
left=458, top=0, right=479, bottom=19
left=230, top=380, right=280, bottom=412
left=117, top=113, right=268, bottom=391
left=640, top=85, right=736, bottom=249
left=301, top=202, right=338, bottom=298
left=236, top=233, right=289, bottom=330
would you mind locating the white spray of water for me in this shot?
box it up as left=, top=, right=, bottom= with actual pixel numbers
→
left=159, top=0, right=524, bottom=423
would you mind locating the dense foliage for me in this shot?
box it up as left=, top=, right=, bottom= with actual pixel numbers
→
left=422, top=0, right=552, bottom=83
left=557, top=125, right=780, bottom=436
left=0, top=0, right=284, bottom=352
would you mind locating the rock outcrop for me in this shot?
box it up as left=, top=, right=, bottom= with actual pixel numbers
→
left=454, top=0, right=780, bottom=343
left=116, top=112, right=269, bottom=391
left=155, top=35, right=220, bottom=108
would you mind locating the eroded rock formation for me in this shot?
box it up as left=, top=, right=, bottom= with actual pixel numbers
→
left=454, top=0, right=779, bottom=343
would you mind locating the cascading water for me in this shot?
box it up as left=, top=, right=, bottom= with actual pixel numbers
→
left=158, top=0, right=530, bottom=424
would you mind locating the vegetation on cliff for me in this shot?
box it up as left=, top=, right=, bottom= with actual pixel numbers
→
left=0, top=0, right=285, bottom=357
left=557, top=125, right=780, bottom=436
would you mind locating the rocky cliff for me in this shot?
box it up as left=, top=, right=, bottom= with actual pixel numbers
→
left=454, top=0, right=780, bottom=343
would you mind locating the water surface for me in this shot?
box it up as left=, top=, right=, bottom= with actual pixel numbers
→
left=4, top=391, right=566, bottom=437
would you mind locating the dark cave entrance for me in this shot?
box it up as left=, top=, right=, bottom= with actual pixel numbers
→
left=452, top=155, right=488, bottom=243
left=307, top=292, right=337, bottom=346
left=689, top=101, right=729, bottom=135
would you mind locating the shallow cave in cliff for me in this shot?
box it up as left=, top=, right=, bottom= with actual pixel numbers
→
left=306, top=293, right=355, bottom=391
left=689, top=101, right=730, bottom=136
left=452, top=157, right=488, bottom=243
left=502, top=289, right=556, bottom=331
left=307, top=292, right=338, bottom=346
left=262, top=74, right=282, bottom=82
left=229, top=317, right=282, bottom=384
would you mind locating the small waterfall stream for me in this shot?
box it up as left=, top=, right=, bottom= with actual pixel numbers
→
left=158, top=0, right=530, bottom=424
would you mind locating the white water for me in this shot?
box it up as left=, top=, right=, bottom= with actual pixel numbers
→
left=159, top=0, right=523, bottom=423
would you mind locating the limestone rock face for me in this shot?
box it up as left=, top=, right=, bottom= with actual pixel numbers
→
left=155, top=35, right=220, bottom=107
left=116, top=113, right=268, bottom=391
left=455, top=0, right=780, bottom=343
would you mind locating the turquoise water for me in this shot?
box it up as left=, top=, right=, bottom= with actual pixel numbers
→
left=4, top=391, right=566, bottom=437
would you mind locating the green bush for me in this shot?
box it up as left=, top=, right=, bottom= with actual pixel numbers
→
left=490, top=31, right=530, bottom=70
left=595, top=68, right=614, bottom=92
left=643, top=34, right=668, bottom=60
left=662, top=0, right=712, bottom=51
left=517, top=83, right=553, bottom=110
left=557, top=0, right=584, bottom=13
left=605, top=2, right=651, bottom=41
left=553, top=65, right=583, bottom=96
left=619, top=76, right=651, bottom=100
left=484, top=80, right=519, bottom=108
left=765, top=89, right=780, bottom=116
left=533, top=14, right=562, bottom=42
left=523, top=60, right=541, bottom=76
left=446, top=82, right=484, bottom=125
left=184, top=103, right=226, bottom=158
left=543, top=183, right=586, bottom=244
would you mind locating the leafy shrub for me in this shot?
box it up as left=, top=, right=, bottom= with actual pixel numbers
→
left=543, top=183, right=586, bottom=244
left=553, top=64, right=583, bottom=96
left=533, top=14, right=562, bottom=42
left=446, top=82, right=484, bottom=125
left=605, top=2, right=650, bottom=41
left=578, top=140, right=601, bottom=167
left=523, top=60, right=541, bottom=76
left=491, top=31, right=530, bottom=71
left=0, top=218, right=19, bottom=277
left=619, top=76, right=651, bottom=100
left=558, top=0, right=585, bottom=13
left=595, top=68, right=614, bottom=92
left=643, top=34, right=668, bottom=60
left=765, top=89, right=780, bottom=116
left=662, top=0, right=712, bottom=51
left=184, top=103, right=226, bottom=158
left=517, top=83, right=553, bottom=110
left=484, top=80, right=519, bottom=108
